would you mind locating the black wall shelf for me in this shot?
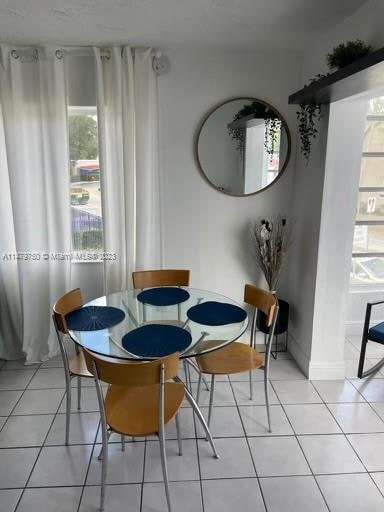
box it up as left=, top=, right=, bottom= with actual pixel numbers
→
left=288, top=47, right=384, bottom=105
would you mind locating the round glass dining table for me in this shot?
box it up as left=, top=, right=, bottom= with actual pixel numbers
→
left=68, top=287, right=249, bottom=360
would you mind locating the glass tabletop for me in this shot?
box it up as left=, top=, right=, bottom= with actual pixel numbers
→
left=68, top=287, right=249, bottom=360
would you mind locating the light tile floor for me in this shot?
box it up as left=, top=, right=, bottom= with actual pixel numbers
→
left=0, top=339, right=384, bottom=511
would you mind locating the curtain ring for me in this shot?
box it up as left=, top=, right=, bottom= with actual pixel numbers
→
left=10, top=50, right=19, bottom=59
left=102, top=49, right=111, bottom=60
left=32, top=48, right=38, bottom=61
left=55, top=49, right=64, bottom=60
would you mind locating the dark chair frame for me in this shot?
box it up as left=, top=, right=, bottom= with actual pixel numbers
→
left=357, top=299, right=384, bottom=378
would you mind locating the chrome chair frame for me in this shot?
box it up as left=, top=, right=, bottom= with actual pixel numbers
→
left=52, top=313, right=88, bottom=445
left=358, top=299, right=384, bottom=378
left=196, top=300, right=278, bottom=433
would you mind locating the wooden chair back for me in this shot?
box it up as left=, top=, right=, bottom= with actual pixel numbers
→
left=244, top=284, right=277, bottom=327
left=83, top=349, right=180, bottom=386
left=132, top=269, right=190, bottom=289
left=53, top=288, right=83, bottom=334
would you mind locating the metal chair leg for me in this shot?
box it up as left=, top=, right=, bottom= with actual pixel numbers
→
left=64, top=376, right=72, bottom=445
left=121, top=435, right=125, bottom=452
left=207, top=375, right=215, bottom=429
left=196, top=372, right=202, bottom=404
left=178, top=379, right=219, bottom=458
left=264, top=366, right=271, bottom=433
left=249, top=370, right=253, bottom=400
left=99, top=434, right=108, bottom=511
left=175, top=414, right=182, bottom=456
left=357, top=335, right=368, bottom=378
left=77, top=376, right=82, bottom=410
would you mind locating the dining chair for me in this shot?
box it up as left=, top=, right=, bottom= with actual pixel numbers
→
left=132, top=268, right=208, bottom=391
left=83, top=349, right=184, bottom=512
left=52, top=288, right=93, bottom=445
left=132, top=269, right=190, bottom=288
left=357, top=299, right=384, bottom=378
left=195, top=284, right=278, bottom=432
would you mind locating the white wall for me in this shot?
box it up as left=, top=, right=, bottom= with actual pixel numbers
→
left=285, top=0, right=384, bottom=378
left=158, top=47, right=302, bottom=304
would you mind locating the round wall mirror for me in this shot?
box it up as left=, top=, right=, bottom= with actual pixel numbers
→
left=196, top=98, right=291, bottom=196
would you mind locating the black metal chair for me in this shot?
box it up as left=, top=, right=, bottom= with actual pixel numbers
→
left=357, top=300, right=384, bottom=378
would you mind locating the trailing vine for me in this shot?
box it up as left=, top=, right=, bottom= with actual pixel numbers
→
left=228, top=101, right=281, bottom=159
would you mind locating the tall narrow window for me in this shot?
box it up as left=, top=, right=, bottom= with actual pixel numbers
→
left=68, top=106, right=103, bottom=257
left=351, top=97, right=384, bottom=284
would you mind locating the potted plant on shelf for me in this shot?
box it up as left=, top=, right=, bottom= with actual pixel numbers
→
left=250, top=215, right=292, bottom=355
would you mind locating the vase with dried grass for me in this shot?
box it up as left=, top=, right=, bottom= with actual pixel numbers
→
left=250, top=215, right=291, bottom=356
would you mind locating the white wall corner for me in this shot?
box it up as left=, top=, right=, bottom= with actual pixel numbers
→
left=287, top=331, right=310, bottom=378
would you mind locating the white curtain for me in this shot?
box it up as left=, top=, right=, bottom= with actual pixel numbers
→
left=0, top=46, right=71, bottom=362
left=94, top=46, right=162, bottom=294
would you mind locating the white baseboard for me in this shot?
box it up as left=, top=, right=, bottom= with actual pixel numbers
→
left=308, top=360, right=346, bottom=380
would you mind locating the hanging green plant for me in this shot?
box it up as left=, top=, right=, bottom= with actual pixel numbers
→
left=228, top=101, right=281, bottom=159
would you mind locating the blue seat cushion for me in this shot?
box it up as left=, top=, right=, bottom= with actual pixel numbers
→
left=368, top=322, right=384, bottom=343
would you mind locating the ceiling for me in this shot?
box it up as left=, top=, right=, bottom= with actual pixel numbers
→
left=0, top=0, right=369, bottom=50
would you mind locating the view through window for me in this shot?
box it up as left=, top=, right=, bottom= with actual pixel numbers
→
left=68, top=107, right=103, bottom=258
left=351, top=97, right=384, bottom=284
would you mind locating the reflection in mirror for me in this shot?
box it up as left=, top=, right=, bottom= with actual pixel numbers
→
left=196, top=98, right=290, bottom=196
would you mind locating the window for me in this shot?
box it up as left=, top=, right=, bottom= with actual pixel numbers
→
left=351, top=97, right=384, bottom=285
left=68, top=107, right=103, bottom=257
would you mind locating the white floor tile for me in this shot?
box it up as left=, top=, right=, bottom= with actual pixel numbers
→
left=45, top=412, right=100, bottom=445
left=195, top=406, right=244, bottom=438
left=312, top=380, right=365, bottom=403
left=16, top=487, right=82, bottom=512
left=350, top=379, right=384, bottom=402
left=231, top=380, right=279, bottom=406
left=347, top=433, right=384, bottom=471
left=0, top=416, right=6, bottom=429
left=350, top=339, right=384, bottom=359
left=0, top=489, right=22, bottom=511
left=142, top=481, right=203, bottom=512
left=345, top=359, right=372, bottom=379
left=0, top=370, right=36, bottom=391
left=28, top=445, right=93, bottom=487
left=327, top=403, right=384, bottom=433
left=1, top=360, right=40, bottom=370
left=344, top=342, right=360, bottom=360
left=0, top=414, right=54, bottom=448
left=317, top=473, right=384, bottom=512
left=269, top=360, right=306, bottom=380
left=27, top=368, right=66, bottom=389
left=12, top=389, right=64, bottom=415
left=58, top=386, right=99, bottom=413
left=283, top=404, right=341, bottom=435
left=87, top=442, right=144, bottom=485
left=79, top=484, right=141, bottom=512
left=40, top=355, right=64, bottom=368
left=239, top=404, right=294, bottom=436
left=192, top=381, right=236, bottom=406
left=371, top=402, right=384, bottom=420
left=202, top=478, right=265, bottom=512
left=370, top=472, right=384, bottom=495
left=144, top=439, right=199, bottom=482
left=0, top=448, right=39, bottom=488
left=272, top=380, right=322, bottom=404
left=260, top=475, right=328, bottom=512
left=198, top=437, right=255, bottom=479
left=248, top=436, right=310, bottom=477
left=298, top=434, right=365, bottom=474
left=0, top=390, right=23, bottom=416
left=229, top=369, right=264, bottom=382
left=147, top=407, right=196, bottom=440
